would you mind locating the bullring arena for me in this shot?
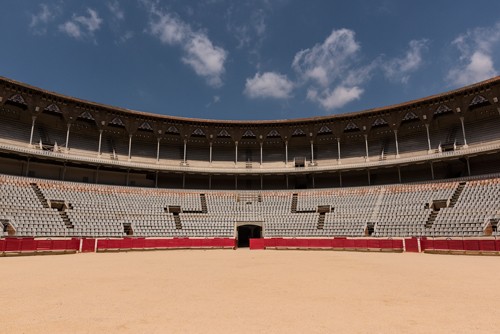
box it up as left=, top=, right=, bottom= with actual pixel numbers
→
left=2, top=76, right=500, bottom=333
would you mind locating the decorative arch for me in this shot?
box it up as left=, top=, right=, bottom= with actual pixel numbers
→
left=267, top=129, right=281, bottom=138
left=344, top=121, right=359, bottom=132
left=371, top=117, right=388, bottom=127
left=434, top=104, right=452, bottom=115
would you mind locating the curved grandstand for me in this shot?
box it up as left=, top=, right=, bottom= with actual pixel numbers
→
left=1, top=76, right=500, bottom=250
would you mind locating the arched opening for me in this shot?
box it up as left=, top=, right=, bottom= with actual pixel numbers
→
left=237, top=224, right=262, bottom=248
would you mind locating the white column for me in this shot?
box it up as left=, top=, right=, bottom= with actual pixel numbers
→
left=65, top=123, right=71, bottom=151
left=364, top=134, right=369, bottom=161
left=128, top=134, right=132, bottom=160
left=209, top=142, right=213, bottom=164
left=183, top=139, right=187, bottom=164
left=459, top=116, right=468, bottom=148
left=260, top=142, right=263, bottom=166
left=425, top=124, right=432, bottom=153
left=156, top=137, right=161, bottom=162
left=285, top=140, right=288, bottom=166
left=97, top=129, right=103, bottom=156
left=235, top=141, right=238, bottom=165
left=394, top=130, right=400, bottom=158
left=310, top=140, right=314, bottom=164
left=29, top=116, right=36, bottom=146
left=337, top=138, right=341, bottom=164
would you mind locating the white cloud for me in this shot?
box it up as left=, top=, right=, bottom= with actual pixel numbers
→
left=244, top=72, right=294, bottom=99
left=383, top=39, right=428, bottom=83
left=292, top=29, right=361, bottom=87
left=74, top=9, right=102, bottom=33
left=182, top=35, right=227, bottom=87
left=206, top=95, right=221, bottom=108
left=447, top=23, right=500, bottom=86
left=59, top=8, right=102, bottom=40
left=147, top=7, right=227, bottom=88
left=150, top=12, right=188, bottom=44
left=307, top=86, right=363, bottom=110
left=291, top=28, right=369, bottom=111
left=59, top=21, right=82, bottom=39
left=30, top=3, right=59, bottom=35
left=447, top=51, right=496, bottom=86
left=107, top=1, right=125, bottom=21
left=118, top=31, right=134, bottom=44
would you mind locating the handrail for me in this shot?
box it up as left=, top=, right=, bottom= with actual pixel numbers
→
left=1, top=140, right=500, bottom=175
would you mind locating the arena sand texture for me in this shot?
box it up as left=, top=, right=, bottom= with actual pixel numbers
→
left=2, top=249, right=499, bottom=334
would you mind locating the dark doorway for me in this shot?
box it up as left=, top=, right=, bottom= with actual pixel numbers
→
left=237, top=224, right=262, bottom=247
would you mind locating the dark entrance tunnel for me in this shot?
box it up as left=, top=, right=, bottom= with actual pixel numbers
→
left=237, top=225, right=262, bottom=247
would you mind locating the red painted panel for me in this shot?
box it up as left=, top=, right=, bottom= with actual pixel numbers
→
left=5, top=238, right=22, bottom=251
left=433, top=240, right=448, bottom=250
left=331, top=238, right=345, bottom=248
left=378, top=239, right=395, bottom=249
left=132, top=238, right=146, bottom=249
left=391, top=239, right=403, bottom=249
left=50, top=239, right=71, bottom=250
left=36, top=239, right=52, bottom=250
left=297, top=239, right=309, bottom=248
left=276, top=238, right=287, bottom=248
left=447, top=240, right=464, bottom=251
left=420, top=238, right=433, bottom=251
left=479, top=240, right=496, bottom=252
left=21, top=238, right=37, bottom=251
left=463, top=240, right=480, bottom=251
left=281, top=238, right=295, bottom=248
left=263, top=238, right=277, bottom=248
left=308, top=239, right=331, bottom=248
left=344, top=239, right=355, bottom=248
left=121, top=238, right=133, bottom=249
left=81, top=238, right=96, bottom=252
left=0, top=239, right=5, bottom=252
left=201, top=238, right=213, bottom=248
left=367, top=239, right=380, bottom=249
left=404, top=238, right=419, bottom=252
left=177, top=238, right=191, bottom=248
left=496, top=240, right=500, bottom=252
left=157, top=238, right=172, bottom=248
left=249, top=238, right=265, bottom=250
left=223, top=238, right=236, bottom=248
left=354, top=239, right=368, bottom=249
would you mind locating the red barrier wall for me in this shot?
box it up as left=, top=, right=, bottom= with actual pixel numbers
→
left=1, top=237, right=498, bottom=255
left=419, top=239, right=499, bottom=253
left=96, top=238, right=235, bottom=251
left=249, top=238, right=265, bottom=250
left=404, top=238, right=419, bottom=252
left=262, top=238, right=404, bottom=251
left=0, top=238, right=80, bottom=253
left=81, top=239, right=96, bottom=252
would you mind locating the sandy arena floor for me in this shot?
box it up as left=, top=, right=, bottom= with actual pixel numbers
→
left=2, top=249, right=500, bottom=334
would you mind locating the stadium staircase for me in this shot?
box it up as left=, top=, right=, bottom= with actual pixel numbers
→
left=424, top=183, right=465, bottom=229
left=31, top=182, right=75, bottom=230
left=200, top=194, right=208, bottom=213
left=291, top=194, right=298, bottom=213
left=316, top=206, right=332, bottom=230
left=425, top=210, right=439, bottom=228
left=30, top=183, right=50, bottom=209
left=449, top=182, right=466, bottom=208
left=173, top=214, right=182, bottom=229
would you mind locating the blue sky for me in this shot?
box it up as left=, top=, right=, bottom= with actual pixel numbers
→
left=2, top=1, right=500, bottom=120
